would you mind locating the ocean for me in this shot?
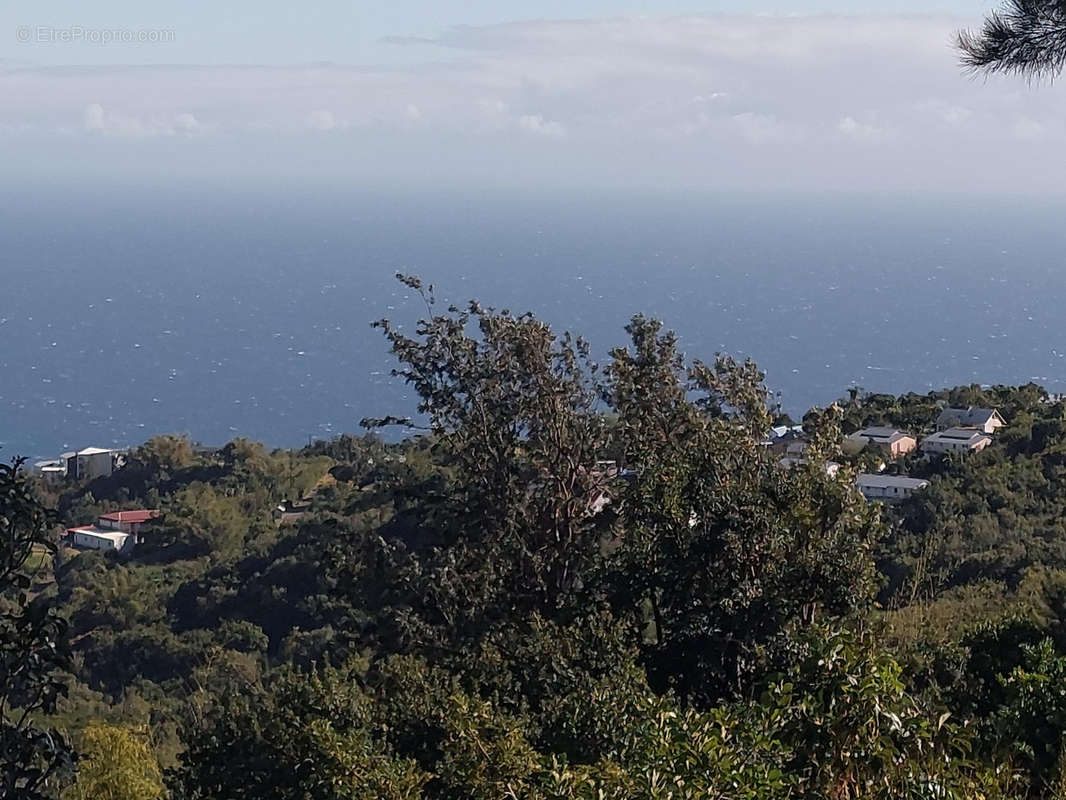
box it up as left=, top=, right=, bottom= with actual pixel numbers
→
left=4, top=184, right=1065, bottom=461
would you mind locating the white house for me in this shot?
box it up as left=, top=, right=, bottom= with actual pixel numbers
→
left=921, top=428, right=993, bottom=455
left=97, top=510, right=162, bottom=534
left=856, top=474, right=929, bottom=501
left=33, top=460, right=67, bottom=484
left=74, top=447, right=116, bottom=480
left=66, top=525, right=133, bottom=553
left=67, top=509, right=161, bottom=553
left=936, top=407, right=1006, bottom=435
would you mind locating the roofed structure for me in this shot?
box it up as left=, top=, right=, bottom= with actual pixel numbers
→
left=936, top=407, right=1006, bottom=434
left=921, top=427, right=993, bottom=455
left=855, top=473, right=929, bottom=500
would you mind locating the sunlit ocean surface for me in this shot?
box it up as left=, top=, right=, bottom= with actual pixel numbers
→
left=4, top=185, right=1065, bottom=460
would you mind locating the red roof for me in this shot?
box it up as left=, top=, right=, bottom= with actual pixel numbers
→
left=98, top=510, right=162, bottom=524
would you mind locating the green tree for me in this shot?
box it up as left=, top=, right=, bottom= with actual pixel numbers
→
left=603, top=316, right=882, bottom=705
left=0, top=459, right=75, bottom=798
left=366, top=274, right=614, bottom=629
left=170, top=663, right=426, bottom=800
left=64, top=724, right=163, bottom=800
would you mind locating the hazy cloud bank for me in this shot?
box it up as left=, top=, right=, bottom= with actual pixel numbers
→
left=2, top=14, right=1063, bottom=192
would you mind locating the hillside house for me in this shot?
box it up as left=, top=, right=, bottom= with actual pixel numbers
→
left=936, top=407, right=1006, bottom=435
left=767, top=426, right=807, bottom=455
left=51, top=447, right=124, bottom=481
left=856, top=474, right=929, bottom=501
left=921, top=428, right=993, bottom=455
left=33, top=460, right=68, bottom=484
left=845, top=427, right=918, bottom=458
left=274, top=498, right=313, bottom=526
left=66, top=509, right=161, bottom=553
left=98, top=510, right=163, bottom=534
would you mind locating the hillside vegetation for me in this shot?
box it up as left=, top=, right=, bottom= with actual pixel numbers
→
left=7, top=278, right=1066, bottom=798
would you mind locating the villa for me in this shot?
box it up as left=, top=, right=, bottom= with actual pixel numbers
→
left=845, top=427, right=918, bottom=458
left=921, top=427, right=993, bottom=455
left=936, top=407, right=1006, bottom=435
left=856, top=474, right=929, bottom=501
left=66, top=509, right=162, bottom=553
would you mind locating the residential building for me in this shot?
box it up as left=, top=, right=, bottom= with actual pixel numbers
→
left=936, top=407, right=1006, bottom=435
left=845, top=427, right=918, bottom=458
left=66, top=509, right=161, bottom=552
left=67, top=526, right=133, bottom=553
left=768, top=427, right=807, bottom=456
left=856, top=474, right=929, bottom=501
left=274, top=498, right=313, bottom=525
left=52, top=446, right=125, bottom=481
left=921, top=428, right=993, bottom=455
left=74, top=447, right=117, bottom=480
left=97, top=510, right=163, bottom=534
left=33, top=460, right=67, bottom=484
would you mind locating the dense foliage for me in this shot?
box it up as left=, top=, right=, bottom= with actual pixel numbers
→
left=11, top=277, right=1066, bottom=796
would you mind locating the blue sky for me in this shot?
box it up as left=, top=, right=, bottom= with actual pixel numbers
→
left=4, top=0, right=997, bottom=65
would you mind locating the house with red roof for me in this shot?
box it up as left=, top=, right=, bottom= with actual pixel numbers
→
left=67, top=510, right=162, bottom=553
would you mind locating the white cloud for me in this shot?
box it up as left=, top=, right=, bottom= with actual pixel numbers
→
left=732, top=112, right=804, bottom=144
left=306, top=109, right=338, bottom=131
left=4, top=15, right=1066, bottom=190
left=1012, top=116, right=1046, bottom=141
left=837, top=116, right=894, bottom=143
left=174, top=112, right=201, bottom=133
left=518, top=113, right=566, bottom=138
left=80, top=102, right=204, bottom=137
left=83, top=102, right=105, bottom=131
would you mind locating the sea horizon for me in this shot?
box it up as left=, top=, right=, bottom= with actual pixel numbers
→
left=6, top=183, right=1066, bottom=461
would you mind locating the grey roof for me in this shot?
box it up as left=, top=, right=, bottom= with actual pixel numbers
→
left=924, top=427, right=990, bottom=443
left=937, top=407, right=1002, bottom=426
left=856, top=474, right=929, bottom=490
left=922, top=428, right=992, bottom=448
left=853, top=427, right=912, bottom=442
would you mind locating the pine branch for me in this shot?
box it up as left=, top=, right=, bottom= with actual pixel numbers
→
left=958, top=0, right=1066, bottom=79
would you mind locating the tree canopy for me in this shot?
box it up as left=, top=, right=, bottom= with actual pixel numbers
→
left=12, top=277, right=1066, bottom=797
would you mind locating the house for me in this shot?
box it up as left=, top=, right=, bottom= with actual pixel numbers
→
left=768, top=427, right=807, bottom=455
left=33, top=460, right=67, bottom=484
left=936, top=407, right=1006, bottom=435
left=844, top=427, right=918, bottom=458
left=66, top=509, right=161, bottom=553
left=66, top=526, right=134, bottom=553
left=58, top=447, right=123, bottom=481
left=274, top=498, right=314, bottom=526
left=856, top=474, right=929, bottom=501
left=921, top=428, right=993, bottom=455
left=97, top=510, right=162, bottom=534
